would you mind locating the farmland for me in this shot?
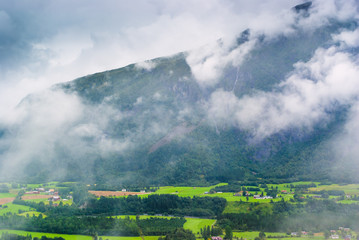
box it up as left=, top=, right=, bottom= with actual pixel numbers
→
left=0, top=181, right=358, bottom=239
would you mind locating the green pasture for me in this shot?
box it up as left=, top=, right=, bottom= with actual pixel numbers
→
left=183, top=218, right=215, bottom=235
left=223, top=202, right=273, bottom=214
left=0, top=203, right=33, bottom=215
left=0, top=192, right=17, bottom=198
left=309, top=183, right=359, bottom=195
left=18, top=211, right=46, bottom=217
left=23, top=197, right=73, bottom=206
left=0, top=230, right=160, bottom=240
left=153, top=184, right=225, bottom=197
left=153, top=184, right=295, bottom=202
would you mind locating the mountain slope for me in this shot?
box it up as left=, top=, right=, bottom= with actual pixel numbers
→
left=1, top=2, right=359, bottom=187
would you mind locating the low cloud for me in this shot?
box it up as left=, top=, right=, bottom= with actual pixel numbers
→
left=207, top=35, right=359, bottom=139
left=0, top=89, right=130, bottom=179
left=186, top=38, right=257, bottom=87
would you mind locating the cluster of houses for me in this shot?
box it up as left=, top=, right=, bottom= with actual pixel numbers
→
left=253, top=195, right=273, bottom=199
left=291, top=228, right=353, bottom=239
left=330, top=227, right=352, bottom=240
left=211, top=237, right=222, bottom=240
left=291, top=231, right=309, bottom=236
left=25, top=187, right=72, bottom=203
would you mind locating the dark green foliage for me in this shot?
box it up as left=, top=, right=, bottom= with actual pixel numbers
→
left=14, top=194, right=226, bottom=218
left=0, top=215, right=186, bottom=236
left=219, top=199, right=359, bottom=232
left=158, top=228, right=196, bottom=240
left=0, top=184, right=9, bottom=193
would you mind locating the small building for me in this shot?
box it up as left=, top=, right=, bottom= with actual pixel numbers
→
left=212, top=237, right=223, bottom=240
left=345, top=235, right=352, bottom=240
left=344, top=228, right=351, bottom=232
left=330, top=230, right=336, bottom=233
left=49, top=195, right=61, bottom=201
left=301, top=231, right=308, bottom=235
left=121, top=189, right=126, bottom=192
left=331, top=234, right=339, bottom=239
left=140, top=190, right=146, bottom=193
left=291, top=232, right=297, bottom=236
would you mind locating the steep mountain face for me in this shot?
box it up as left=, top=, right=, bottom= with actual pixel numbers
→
left=1, top=2, right=359, bottom=187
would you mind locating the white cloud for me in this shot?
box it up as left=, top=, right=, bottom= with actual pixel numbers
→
left=135, top=61, right=156, bottom=71
left=207, top=44, right=359, bottom=139
left=186, top=38, right=257, bottom=87
left=333, top=28, right=359, bottom=47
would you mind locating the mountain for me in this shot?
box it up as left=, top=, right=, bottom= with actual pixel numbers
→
left=2, top=2, right=359, bottom=187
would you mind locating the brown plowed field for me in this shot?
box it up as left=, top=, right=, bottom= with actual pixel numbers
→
left=89, top=191, right=148, bottom=197
left=0, top=198, right=15, bottom=205
left=22, top=194, right=50, bottom=200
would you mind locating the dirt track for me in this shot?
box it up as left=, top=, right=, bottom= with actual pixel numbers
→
left=89, top=191, right=148, bottom=197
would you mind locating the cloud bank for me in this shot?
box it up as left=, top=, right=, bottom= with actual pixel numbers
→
left=207, top=29, right=359, bottom=139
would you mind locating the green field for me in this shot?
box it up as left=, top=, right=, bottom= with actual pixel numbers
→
left=0, top=192, right=17, bottom=198
left=18, top=211, right=46, bottom=217
left=153, top=184, right=295, bottom=202
left=0, top=203, right=33, bottom=215
left=0, top=230, right=160, bottom=240
left=183, top=218, right=216, bottom=235
left=309, top=183, right=359, bottom=195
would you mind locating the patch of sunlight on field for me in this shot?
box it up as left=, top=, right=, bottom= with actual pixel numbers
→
left=18, top=211, right=46, bottom=217
left=0, top=203, right=33, bottom=215
left=0, top=230, right=160, bottom=240
left=183, top=218, right=215, bottom=235
left=0, top=192, right=17, bottom=198
left=309, top=184, right=359, bottom=195
left=0, top=230, right=91, bottom=240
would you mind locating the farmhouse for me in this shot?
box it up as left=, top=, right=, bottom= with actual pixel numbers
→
left=48, top=195, right=61, bottom=201
left=212, top=237, right=223, bottom=240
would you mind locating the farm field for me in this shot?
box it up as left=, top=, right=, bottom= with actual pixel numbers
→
left=0, top=230, right=160, bottom=240
left=183, top=217, right=216, bottom=235
left=0, top=203, right=33, bottom=215
left=309, top=184, right=359, bottom=195
left=18, top=211, right=46, bottom=217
